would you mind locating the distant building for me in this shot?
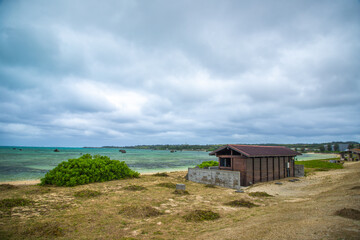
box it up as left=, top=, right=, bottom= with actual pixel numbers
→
left=340, top=149, right=360, bottom=161
left=338, top=143, right=349, bottom=152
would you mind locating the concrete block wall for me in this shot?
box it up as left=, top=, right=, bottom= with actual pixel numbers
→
left=295, top=165, right=304, bottom=177
left=188, top=168, right=241, bottom=189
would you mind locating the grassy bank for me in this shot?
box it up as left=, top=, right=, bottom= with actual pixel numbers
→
left=0, top=171, right=275, bottom=240
left=295, top=158, right=343, bottom=175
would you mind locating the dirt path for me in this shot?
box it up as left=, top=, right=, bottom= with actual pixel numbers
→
left=199, top=162, right=360, bottom=240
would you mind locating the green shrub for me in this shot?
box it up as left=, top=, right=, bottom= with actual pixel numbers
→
left=40, top=154, right=139, bottom=187
left=197, top=161, right=218, bottom=168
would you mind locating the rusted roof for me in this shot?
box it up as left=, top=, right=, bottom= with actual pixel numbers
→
left=209, top=144, right=301, bottom=157
left=350, top=148, right=360, bottom=153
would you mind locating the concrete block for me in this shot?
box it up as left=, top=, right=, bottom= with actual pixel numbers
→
left=176, top=184, right=186, bottom=190
left=295, top=165, right=304, bottom=177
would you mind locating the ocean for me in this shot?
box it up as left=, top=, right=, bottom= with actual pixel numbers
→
left=0, top=146, right=338, bottom=182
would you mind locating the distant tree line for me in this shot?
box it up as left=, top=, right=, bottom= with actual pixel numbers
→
left=116, top=141, right=359, bottom=153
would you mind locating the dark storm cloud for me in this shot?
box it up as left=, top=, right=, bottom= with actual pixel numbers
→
left=0, top=0, right=359, bottom=146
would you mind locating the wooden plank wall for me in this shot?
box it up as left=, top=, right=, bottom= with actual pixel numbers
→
left=261, top=158, right=267, bottom=182
left=267, top=157, right=274, bottom=181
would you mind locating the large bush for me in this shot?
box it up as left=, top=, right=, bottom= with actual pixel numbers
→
left=197, top=160, right=218, bottom=168
left=40, top=154, right=139, bottom=186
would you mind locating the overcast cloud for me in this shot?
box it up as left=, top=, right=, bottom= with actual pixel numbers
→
left=0, top=0, right=359, bottom=147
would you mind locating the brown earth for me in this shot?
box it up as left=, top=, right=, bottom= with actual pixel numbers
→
left=0, top=162, right=359, bottom=240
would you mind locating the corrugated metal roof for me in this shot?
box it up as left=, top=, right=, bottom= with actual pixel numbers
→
left=209, top=144, right=301, bottom=157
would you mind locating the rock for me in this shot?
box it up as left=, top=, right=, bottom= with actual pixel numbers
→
left=119, top=150, right=126, bottom=153
left=235, top=190, right=244, bottom=193
left=54, top=149, right=60, bottom=152
left=275, top=182, right=283, bottom=185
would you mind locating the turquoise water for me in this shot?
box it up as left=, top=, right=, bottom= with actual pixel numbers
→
left=0, top=147, right=217, bottom=182
left=0, top=147, right=338, bottom=182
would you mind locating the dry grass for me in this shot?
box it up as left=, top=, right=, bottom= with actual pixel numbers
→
left=74, top=189, right=102, bottom=198
left=119, top=205, right=163, bottom=218
left=123, top=185, right=147, bottom=191
left=153, top=172, right=169, bottom=177
left=0, top=163, right=359, bottom=240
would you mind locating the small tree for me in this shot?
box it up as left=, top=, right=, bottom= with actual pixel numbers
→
left=334, top=143, right=339, bottom=152
left=319, top=145, right=325, bottom=152
left=327, top=143, right=332, bottom=151
left=348, top=143, right=354, bottom=149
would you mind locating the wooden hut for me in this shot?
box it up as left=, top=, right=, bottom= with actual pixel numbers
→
left=209, top=144, right=301, bottom=186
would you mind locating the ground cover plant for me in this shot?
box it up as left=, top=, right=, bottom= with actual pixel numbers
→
left=0, top=184, right=18, bottom=191
left=248, top=192, right=273, bottom=197
left=197, top=160, right=218, bottom=168
left=40, top=154, right=139, bottom=186
left=173, top=189, right=190, bottom=195
left=183, top=210, right=220, bottom=222
left=335, top=208, right=360, bottom=220
left=153, top=172, right=169, bottom=177
left=156, top=182, right=176, bottom=188
left=124, top=185, right=147, bottom=191
left=225, top=199, right=258, bottom=208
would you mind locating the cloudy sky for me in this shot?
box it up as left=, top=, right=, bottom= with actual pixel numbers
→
left=0, top=0, right=359, bottom=147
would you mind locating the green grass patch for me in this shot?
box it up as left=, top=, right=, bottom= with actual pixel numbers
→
left=295, top=159, right=343, bottom=170
left=74, top=189, right=102, bottom=198
left=124, top=185, right=147, bottom=191
left=248, top=191, right=273, bottom=197
left=225, top=199, right=258, bottom=208
left=156, top=182, right=176, bottom=188
left=153, top=172, right=169, bottom=177
left=205, top=184, right=216, bottom=188
left=183, top=210, right=220, bottom=222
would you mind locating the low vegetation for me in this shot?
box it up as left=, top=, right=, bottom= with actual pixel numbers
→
left=40, top=154, right=139, bottom=187
left=74, top=189, right=102, bottom=198
left=153, top=172, right=169, bottom=177
left=0, top=184, right=18, bottom=191
left=225, top=199, right=258, bottom=208
left=183, top=210, right=220, bottom=222
left=23, top=222, right=64, bottom=237
left=173, top=189, right=190, bottom=195
left=124, top=185, right=147, bottom=191
left=205, top=184, right=216, bottom=188
left=156, top=182, right=176, bottom=188
left=248, top=191, right=273, bottom=197
left=335, top=208, right=360, bottom=220
left=0, top=198, right=34, bottom=210
left=197, top=160, right=219, bottom=168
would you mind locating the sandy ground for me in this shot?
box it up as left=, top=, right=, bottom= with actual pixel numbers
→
left=199, top=162, right=360, bottom=240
